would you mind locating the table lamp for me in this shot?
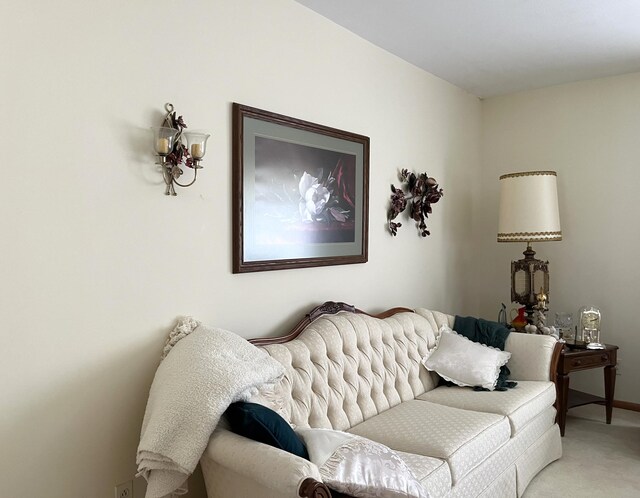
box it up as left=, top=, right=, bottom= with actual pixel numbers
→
left=498, top=171, right=562, bottom=323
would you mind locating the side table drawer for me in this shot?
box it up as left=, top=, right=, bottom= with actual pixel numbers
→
left=568, top=352, right=611, bottom=370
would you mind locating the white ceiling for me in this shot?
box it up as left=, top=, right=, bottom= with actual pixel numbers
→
left=295, top=0, right=640, bottom=98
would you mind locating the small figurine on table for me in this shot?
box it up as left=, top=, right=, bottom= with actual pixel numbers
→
left=531, top=288, right=559, bottom=338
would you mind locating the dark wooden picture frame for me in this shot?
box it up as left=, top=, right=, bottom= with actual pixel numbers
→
left=232, top=103, right=369, bottom=273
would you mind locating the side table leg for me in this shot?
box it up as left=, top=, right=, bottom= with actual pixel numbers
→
left=604, top=365, right=616, bottom=424
left=557, top=373, right=570, bottom=436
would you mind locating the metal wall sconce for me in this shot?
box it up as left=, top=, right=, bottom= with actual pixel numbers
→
left=151, top=103, right=210, bottom=195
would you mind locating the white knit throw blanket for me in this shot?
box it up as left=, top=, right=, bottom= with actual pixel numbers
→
left=137, top=317, right=284, bottom=498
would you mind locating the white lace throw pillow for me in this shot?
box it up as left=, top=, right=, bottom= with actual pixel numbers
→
left=296, top=428, right=430, bottom=498
left=421, top=325, right=511, bottom=391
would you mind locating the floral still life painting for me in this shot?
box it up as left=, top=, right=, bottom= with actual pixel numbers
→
left=233, top=104, right=369, bottom=273
left=254, top=137, right=356, bottom=245
left=388, top=169, right=443, bottom=237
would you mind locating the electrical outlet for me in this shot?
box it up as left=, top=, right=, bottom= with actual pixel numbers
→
left=115, top=480, right=133, bottom=498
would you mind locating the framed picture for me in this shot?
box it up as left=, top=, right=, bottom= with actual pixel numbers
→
left=232, top=103, right=369, bottom=273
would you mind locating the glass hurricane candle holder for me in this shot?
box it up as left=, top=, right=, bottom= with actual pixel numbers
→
left=152, top=126, right=179, bottom=156
left=554, top=312, right=573, bottom=342
left=183, top=131, right=211, bottom=165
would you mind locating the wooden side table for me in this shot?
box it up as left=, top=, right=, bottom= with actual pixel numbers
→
left=555, top=344, right=618, bottom=436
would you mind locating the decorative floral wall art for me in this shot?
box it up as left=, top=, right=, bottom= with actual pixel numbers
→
left=388, top=169, right=443, bottom=237
left=233, top=104, right=369, bottom=273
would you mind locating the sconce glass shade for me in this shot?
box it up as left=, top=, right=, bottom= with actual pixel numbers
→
left=152, top=127, right=179, bottom=156
left=183, top=132, right=211, bottom=161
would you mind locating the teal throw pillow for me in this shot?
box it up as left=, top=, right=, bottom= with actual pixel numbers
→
left=225, top=401, right=309, bottom=460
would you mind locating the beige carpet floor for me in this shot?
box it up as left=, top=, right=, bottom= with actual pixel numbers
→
left=524, top=405, right=640, bottom=497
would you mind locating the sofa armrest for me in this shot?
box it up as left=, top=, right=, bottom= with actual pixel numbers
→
left=201, top=428, right=330, bottom=498
left=505, top=334, right=562, bottom=381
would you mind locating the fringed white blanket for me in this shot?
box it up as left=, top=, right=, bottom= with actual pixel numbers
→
left=137, top=317, right=285, bottom=498
left=296, top=428, right=431, bottom=498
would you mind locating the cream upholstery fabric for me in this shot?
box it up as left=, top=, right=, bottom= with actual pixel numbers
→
left=261, top=311, right=451, bottom=430
left=396, top=451, right=452, bottom=498
left=347, top=400, right=511, bottom=483
left=417, top=380, right=557, bottom=435
left=476, top=466, right=516, bottom=498
left=201, top=428, right=322, bottom=498
left=504, top=333, right=558, bottom=381
left=514, top=425, right=562, bottom=497
left=447, top=406, right=557, bottom=497
left=414, top=308, right=456, bottom=333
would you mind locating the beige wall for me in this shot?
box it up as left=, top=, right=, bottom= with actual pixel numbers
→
left=480, top=72, right=640, bottom=404
left=0, top=1, right=481, bottom=496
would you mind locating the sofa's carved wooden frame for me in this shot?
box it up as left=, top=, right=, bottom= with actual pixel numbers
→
left=249, top=301, right=564, bottom=498
left=250, top=301, right=412, bottom=347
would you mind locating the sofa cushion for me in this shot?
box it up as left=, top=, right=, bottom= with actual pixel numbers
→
left=417, top=380, right=556, bottom=436
left=347, top=400, right=510, bottom=484
left=224, top=402, right=309, bottom=459
left=396, top=451, right=452, bottom=498
left=433, top=406, right=558, bottom=498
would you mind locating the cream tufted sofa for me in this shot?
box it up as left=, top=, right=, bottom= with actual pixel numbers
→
left=201, top=303, right=563, bottom=498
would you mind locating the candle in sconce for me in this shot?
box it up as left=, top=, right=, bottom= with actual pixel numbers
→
left=156, top=138, right=170, bottom=155
left=191, top=143, right=204, bottom=159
